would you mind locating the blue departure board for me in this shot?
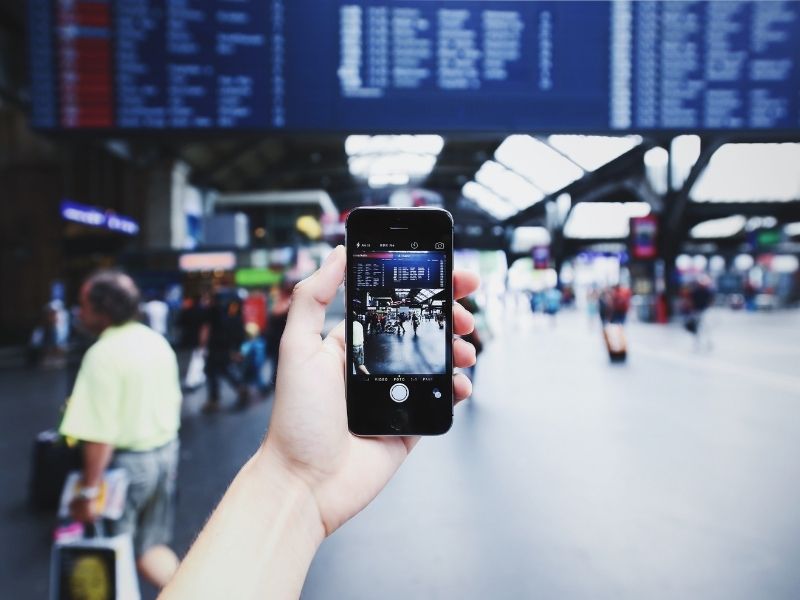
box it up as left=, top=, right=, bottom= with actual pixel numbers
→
left=28, top=0, right=800, bottom=132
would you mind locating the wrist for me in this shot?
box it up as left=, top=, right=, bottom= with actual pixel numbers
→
left=246, top=446, right=326, bottom=548
left=75, top=485, right=100, bottom=501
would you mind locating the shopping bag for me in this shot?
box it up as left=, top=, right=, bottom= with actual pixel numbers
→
left=58, top=469, right=129, bottom=521
left=50, top=529, right=140, bottom=600
left=184, top=348, right=206, bottom=389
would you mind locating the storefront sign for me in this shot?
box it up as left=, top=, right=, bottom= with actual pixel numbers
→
left=60, top=199, right=140, bottom=235
left=235, top=268, right=283, bottom=287
left=178, top=252, right=236, bottom=272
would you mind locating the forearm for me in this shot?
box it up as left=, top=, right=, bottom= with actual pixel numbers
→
left=160, top=447, right=324, bottom=600
left=82, top=442, right=114, bottom=487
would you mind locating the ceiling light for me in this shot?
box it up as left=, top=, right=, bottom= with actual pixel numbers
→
left=475, top=160, right=544, bottom=209
left=368, top=173, right=410, bottom=188
left=547, top=135, right=641, bottom=172
left=564, top=202, right=651, bottom=239
left=495, top=135, right=583, bottom=194
left=690, top=215, right=746, bottom=239
left=462, top=181, right=516, bottom=220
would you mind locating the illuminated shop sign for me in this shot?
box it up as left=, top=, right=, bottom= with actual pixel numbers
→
left=60, top=199, right=140, bottom=235
left=179, top=252, right=236, bottom=272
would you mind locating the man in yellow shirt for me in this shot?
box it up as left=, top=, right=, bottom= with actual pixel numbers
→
left=60, top=271, right=182, bottom=588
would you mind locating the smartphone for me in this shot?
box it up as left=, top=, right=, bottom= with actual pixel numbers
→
left=345, top=207, right=454, bottom=436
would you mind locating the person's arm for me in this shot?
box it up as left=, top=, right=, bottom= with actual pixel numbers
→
left=82, top=441, right=114, bottom=487
left=70, top=441, right=114, bottom=522
left=160, top=246, right=479, bottom=600
left=161, top=451, right=322, bottom=600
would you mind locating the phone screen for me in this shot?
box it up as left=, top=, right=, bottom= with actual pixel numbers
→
left=346, top=208, right=453, bottom=435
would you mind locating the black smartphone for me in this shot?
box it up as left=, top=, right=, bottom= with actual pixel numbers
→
left=345, top=207, right=454, bottom=436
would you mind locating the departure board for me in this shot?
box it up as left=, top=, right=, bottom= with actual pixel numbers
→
left=353, top=252, right=444, bottom=288
left=28, top=0, right=800, bottom=132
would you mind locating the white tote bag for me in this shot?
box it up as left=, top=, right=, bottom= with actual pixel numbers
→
left=184, top=348, right=206, bottom=389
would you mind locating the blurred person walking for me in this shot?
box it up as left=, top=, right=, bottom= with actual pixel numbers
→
left=600, top=284, right=630, bottom=362
left=241, top=322, right=269, bottom=398
left=59, top=271, right=182, bottom=589
left=609, top=284, right=632, bottom=324
left=178, top=293, right=210, bottom=390
left=144, top=292, right=170, bottom=337
left=351, top=312, right=370, bottom=375
left=202, top=293, right=248, bottom=412
left=685, top=276, right=715, bottom=351
left=543, top=287, right=562, bottom=326
left=28, top=303, right=58, bottom=367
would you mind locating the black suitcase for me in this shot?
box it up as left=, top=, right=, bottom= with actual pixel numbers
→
left=29, top=430, right=82, bottom=511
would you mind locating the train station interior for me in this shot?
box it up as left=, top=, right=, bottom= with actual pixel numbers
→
left=0, top=1, right=799, bottom=599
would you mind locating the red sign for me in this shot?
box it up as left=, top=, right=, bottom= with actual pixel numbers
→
left=630, top=216, right=658, bottom=260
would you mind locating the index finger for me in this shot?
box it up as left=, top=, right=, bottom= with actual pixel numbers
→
left=282, top=246, right=345, bottom=359
left=454, top=270, right=480, bottom=300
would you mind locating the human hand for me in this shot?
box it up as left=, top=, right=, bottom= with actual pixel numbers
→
left=259, top=245, right=479, bottom=537
left=69, top=497, right=98, bottom=523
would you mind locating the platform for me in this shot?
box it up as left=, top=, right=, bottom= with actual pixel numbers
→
left=1, top=307, right=799, bottom=599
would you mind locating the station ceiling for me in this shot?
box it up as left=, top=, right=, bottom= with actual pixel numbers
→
left=174, top=135, right=500, bottom=209
left=1, top=2, right=798, bottom=247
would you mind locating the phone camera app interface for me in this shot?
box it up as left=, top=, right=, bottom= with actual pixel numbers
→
left=351, top=249, right=447, bottom=377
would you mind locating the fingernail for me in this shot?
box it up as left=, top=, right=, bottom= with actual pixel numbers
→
left=323, top=245, right=343, bottom=267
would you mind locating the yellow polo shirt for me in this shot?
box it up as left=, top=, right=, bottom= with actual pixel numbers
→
left=60, top=322, right=182, bottom=451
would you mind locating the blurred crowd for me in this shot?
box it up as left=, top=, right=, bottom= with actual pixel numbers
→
left=27, top=280, right=300, bottom=413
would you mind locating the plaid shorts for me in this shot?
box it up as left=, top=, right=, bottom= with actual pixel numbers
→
left=109, top=439, right=179, bottom=557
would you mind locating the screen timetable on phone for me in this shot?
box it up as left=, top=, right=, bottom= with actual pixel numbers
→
left=350, top=251, right=448, bottom=376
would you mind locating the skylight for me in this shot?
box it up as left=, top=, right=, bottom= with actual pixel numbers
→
left=670, top=135, right=701, bottom=190
left=691, top=143, right=800, bottom=203
left=563, top=202, right=651, bottom=239
left=345, top=135, right=444, bottom=188
left=546, top=135, right=641, bottom=172
left=474, top=160, right=545, bottom=210
left=414, top=289, right=443, bottom=303
left=345, top=135, right=444, bottom=156
left=644, top=146, right=669, bottom=195
left=494, top=135, right=584, bottom=194
left=689, top=215, right=747, bottom=239
left=462, top=181, right=516, bottom=220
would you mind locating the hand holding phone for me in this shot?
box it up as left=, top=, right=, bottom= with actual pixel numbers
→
left=264, top=240, right=478, bottom=535
left=161, top=245, right=479, bottom=600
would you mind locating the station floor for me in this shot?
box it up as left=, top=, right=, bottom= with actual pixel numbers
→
left=1, top=306, right=800, bottom=599
left=364, top=317, right=447, bottom=374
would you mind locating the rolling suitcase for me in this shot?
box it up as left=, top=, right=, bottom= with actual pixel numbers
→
left=29, top=430, right=82, bottom=511
left=603, top=324, right=627, bottom=363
